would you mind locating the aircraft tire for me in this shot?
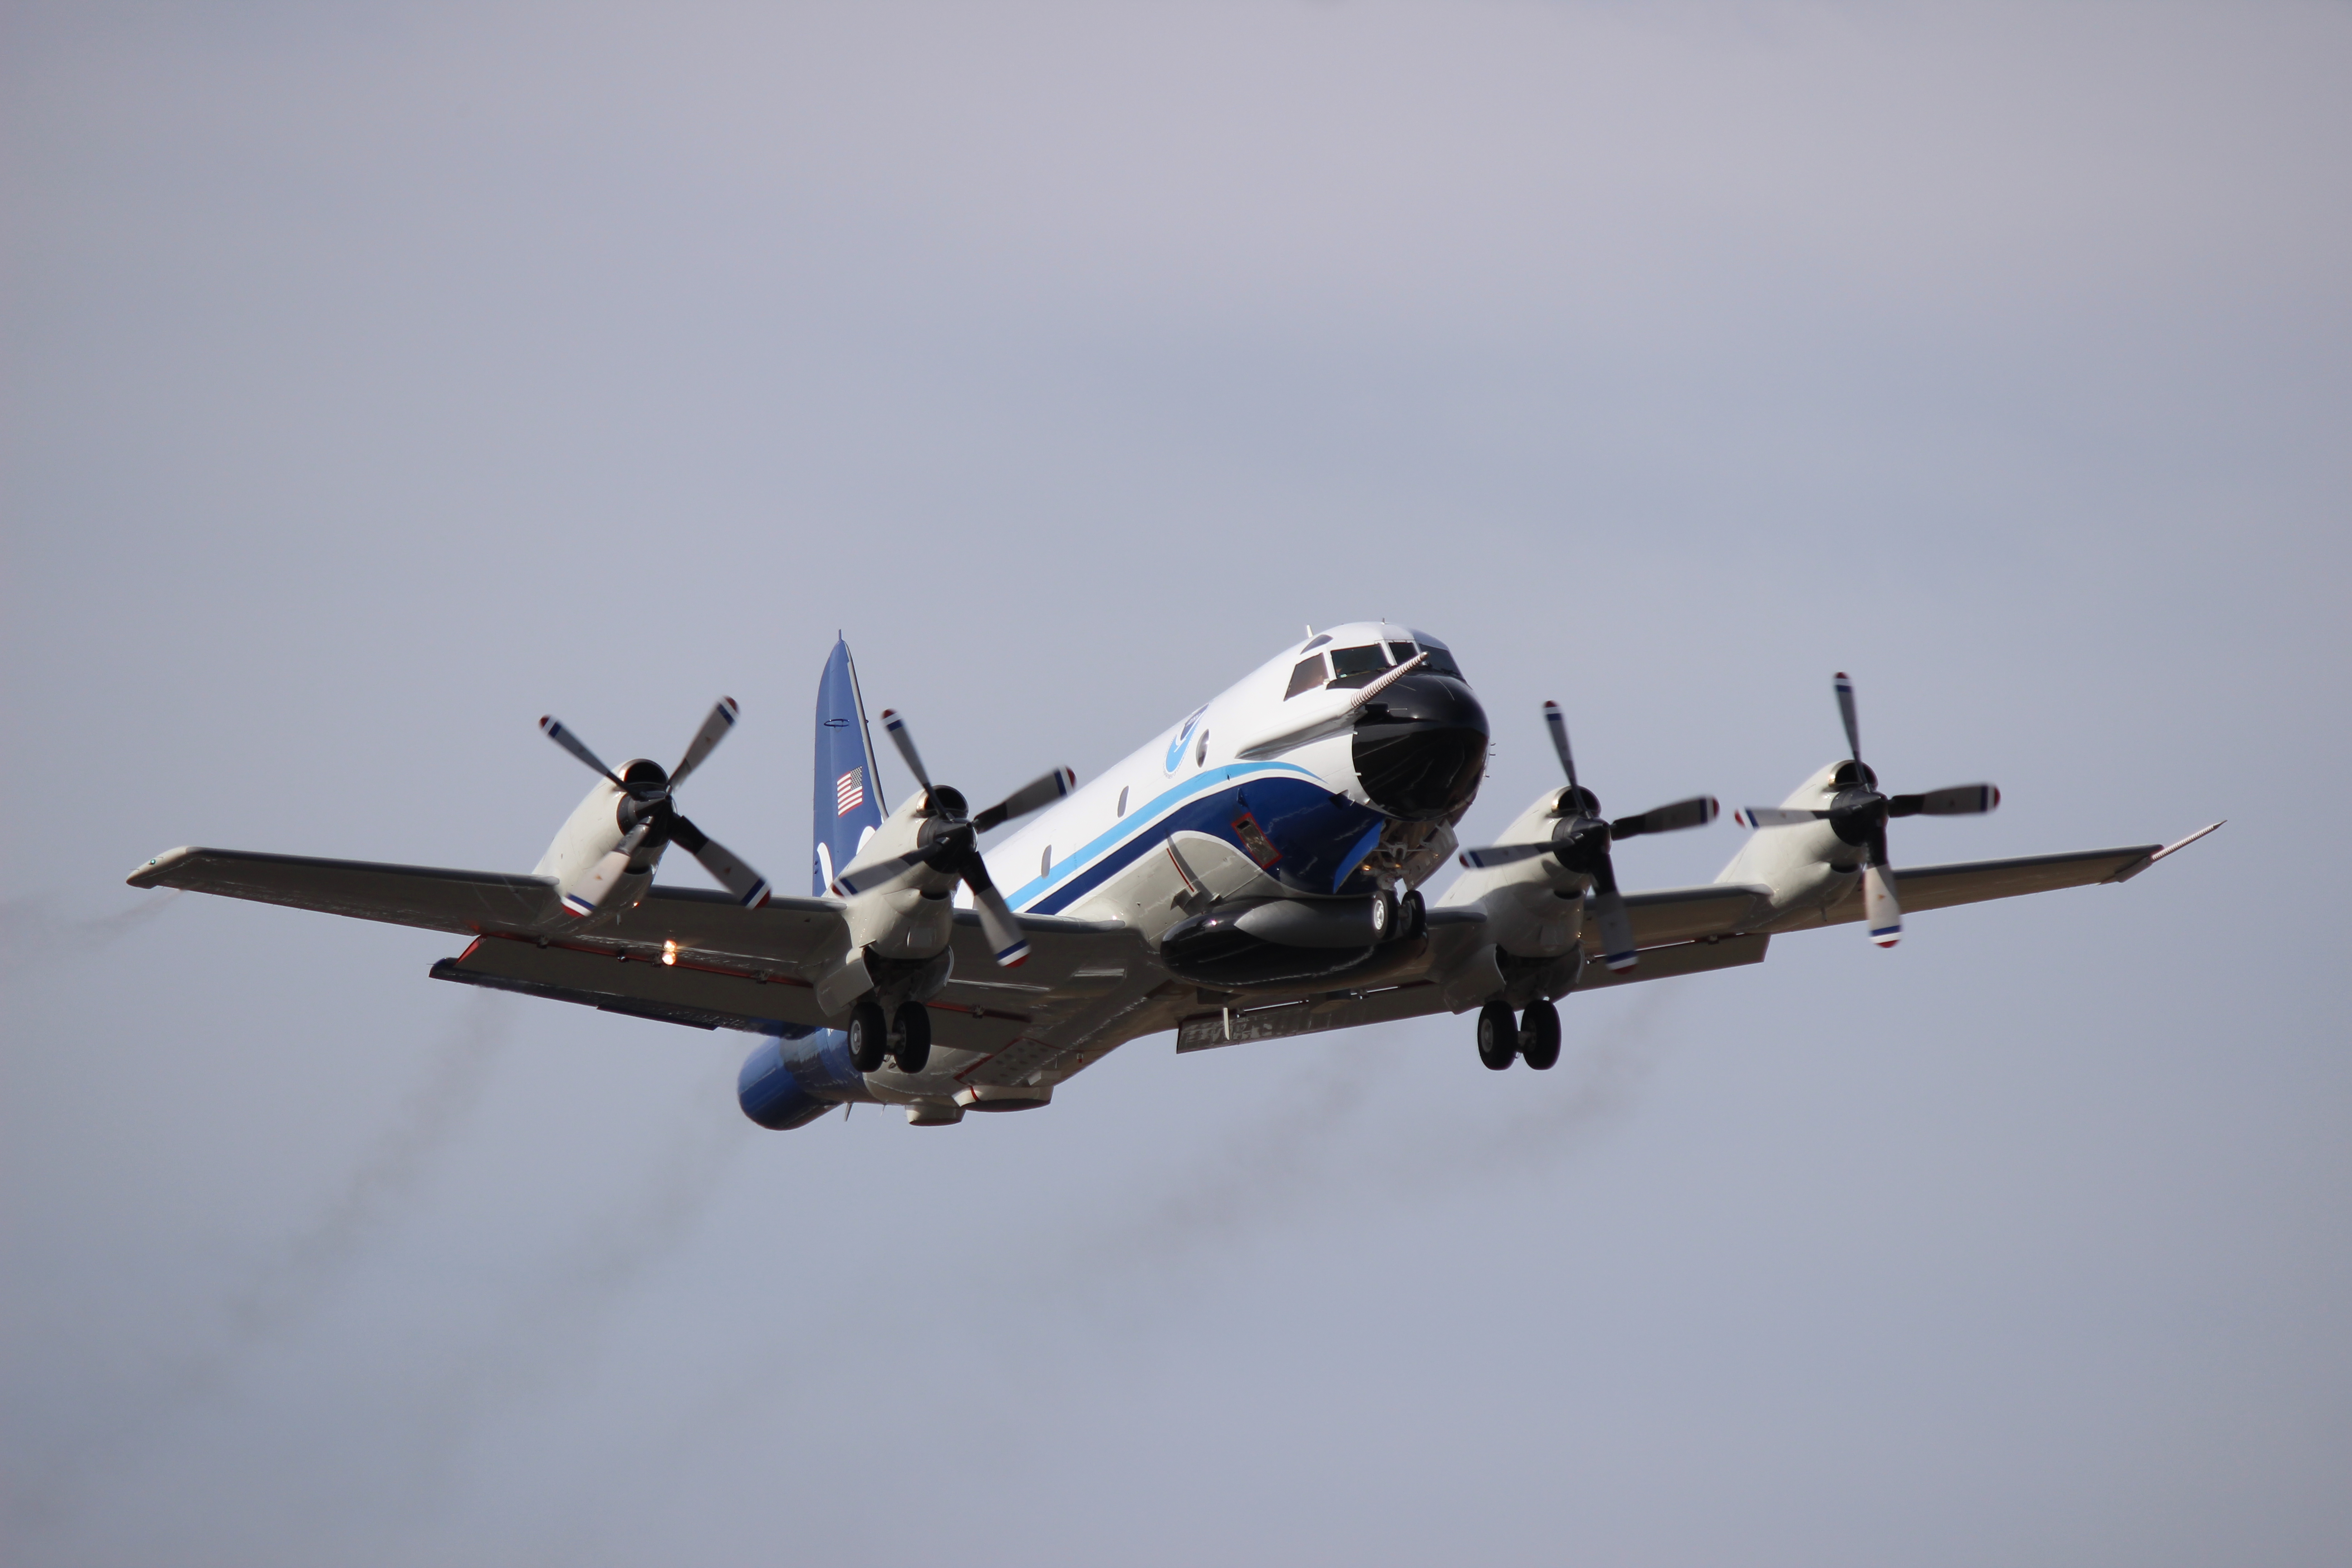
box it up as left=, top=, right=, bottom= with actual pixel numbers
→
left=891, top=1001, right=932, bottom=1074
left=1519, top=999, right=1562, bottom=1070
left=848, top=999, right=890, bottom=1073
left=1475, top=1000, right=1517, bottom=1070
left=1399, top=889, right=1427, bottom=941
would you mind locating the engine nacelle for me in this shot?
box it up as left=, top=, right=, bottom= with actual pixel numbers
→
left=737, top=1029, right=868, bottom=1130
left=534, top=767, right=670, bottom=918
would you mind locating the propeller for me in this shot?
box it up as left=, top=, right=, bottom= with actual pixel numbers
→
left=838, top=708, right=1073, bottom=968
left=1455, top=700, right=1720, bottom=972
left=539, top=697, right=772, bottom=913
left=1731, top=672, right=1999, bottom=947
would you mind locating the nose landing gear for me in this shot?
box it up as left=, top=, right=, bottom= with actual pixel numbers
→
left=1475, top=997, right=1563, bottom=1071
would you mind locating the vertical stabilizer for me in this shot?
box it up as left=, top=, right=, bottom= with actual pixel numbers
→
left=812, top=636, right=887, bottom=895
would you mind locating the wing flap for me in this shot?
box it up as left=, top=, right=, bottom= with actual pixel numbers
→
left=1176, top=933, right=1770, bottom=1052
left=437, top=935, right=1034, bottom=1053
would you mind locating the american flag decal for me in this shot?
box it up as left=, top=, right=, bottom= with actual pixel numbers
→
left=835, top=766, right=865, bottom=817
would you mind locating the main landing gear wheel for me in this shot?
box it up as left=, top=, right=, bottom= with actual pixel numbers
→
left=1476, top=1000, right=1518, bottom=1070
left=1519, top=998, right=1562, bottom=1071
left=847, top=999, right=889, bottom=1073
left=1399, top=889, right=1427, bottom=941
left=890, top=1001, right=932, bottom=1074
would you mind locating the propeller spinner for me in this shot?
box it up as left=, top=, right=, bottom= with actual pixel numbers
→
left=1732, top=672, right=1999, bottom=947
left=835, top=708, right=1073, bottom=968
left=539, top=698, right=772, bottom=914
left=1456, top=700, right=1719, bottom=972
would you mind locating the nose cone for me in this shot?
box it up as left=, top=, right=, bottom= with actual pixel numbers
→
left=1352, top=673, right=1489, bottom=821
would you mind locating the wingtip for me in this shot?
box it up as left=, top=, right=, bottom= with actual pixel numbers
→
left=125, top=846, right=197, bottom=888
left=2110, top=820, right=2226, bottom=883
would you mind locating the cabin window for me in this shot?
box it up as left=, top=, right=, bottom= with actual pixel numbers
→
left=1195, top=728, right=1210, bottom=766
left=1116, top=785, right=1129, bottom=817
left=1041, top=846, right=1052, bottom=877
left=1284, top=656, right=1328, bottom=699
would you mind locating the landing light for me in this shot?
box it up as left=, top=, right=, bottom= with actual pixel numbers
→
left=662, top=940, right=678, bottom=966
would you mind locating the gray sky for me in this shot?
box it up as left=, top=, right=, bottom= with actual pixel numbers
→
left=4, top=2, right=2347, bottom=1563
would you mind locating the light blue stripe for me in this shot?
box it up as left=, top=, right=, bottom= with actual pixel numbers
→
left=1000, top=760, right=1323, bottom=911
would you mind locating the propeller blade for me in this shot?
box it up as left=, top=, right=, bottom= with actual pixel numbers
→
left=1862, top=862, right=1901, bottom=946
left=669, top=697, right=740, bottom=787
left=1541, top=700, right=1580, bottom=792
left=1590, top=887, right=1637, bottom=972
left=1833, top=672, right=1862, bottom=763
left=879, top=709, right=932, bottom=793
left=972, top=767, right=1078, bottom=833
left=540, top=716, right=622, bottom=786
left=1457, top=841, right=1558, bottom=870
left=669, top=814, right=770, bottom=906
left=1734, top=806, right=1827, bottom=828
left=1889, top=783, right=2000, bottom=818
left=1611, top=795, right=1720, bottom=839
left=970, top=883, right=1030, bottom=967
left=560, top=823, right=650, bottom=917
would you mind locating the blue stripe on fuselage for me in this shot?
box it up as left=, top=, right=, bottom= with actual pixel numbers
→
left=1001, top=762, right=1387, bottom=915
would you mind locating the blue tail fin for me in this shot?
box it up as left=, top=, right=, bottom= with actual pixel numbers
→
left=812, top=635, right=887, bottom=895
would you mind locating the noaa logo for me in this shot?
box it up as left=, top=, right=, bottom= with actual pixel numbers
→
left=1164, top=706, right=1207, bottom=773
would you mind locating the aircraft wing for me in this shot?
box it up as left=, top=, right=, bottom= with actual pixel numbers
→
left=1800, top=828, right=2220, bottom=931
left=128, top=846, right=568, bottom=935
left=127, top=845, right=848, bottom=966
left=126, top=845, right=1166, bottom=1065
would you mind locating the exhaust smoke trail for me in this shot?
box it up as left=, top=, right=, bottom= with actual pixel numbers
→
left=0, top=891, right=180, bottom=978
left=381, top=1050, right=752, bottom=1508
left=5, top=995, right=517, bottom=1545
left=213, top=993, right=516, bottom=1350
left=1065, top=990, right=1682, bottom=1291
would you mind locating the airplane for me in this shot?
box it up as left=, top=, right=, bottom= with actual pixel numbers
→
left=127, top=625, right=2222, bottom=1129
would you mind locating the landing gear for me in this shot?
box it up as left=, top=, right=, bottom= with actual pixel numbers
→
left=1398, top=889, right=1427, bottom=941
left=847, top=999, right=889, bottom=1073
left=1519, top=998, right=1561, bottom=1071
left=891, top=1001, right=933, bottom=1074
left=1370, top=889, right=1393, bottom=940
left=1476, top=1000, right=1518, bottom=1070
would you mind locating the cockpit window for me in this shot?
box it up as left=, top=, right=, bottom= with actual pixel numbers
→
left=1329, top=644, right=1389, bottom=680
left=1385, top=639, right=1417, bottom=664
left=1416, top=645, right=1463, bottom=678
left=1284, top=656, right=1328, bottom=699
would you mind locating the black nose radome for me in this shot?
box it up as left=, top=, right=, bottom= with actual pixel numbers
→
left=1352, top=673, right=1489, bottom=821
